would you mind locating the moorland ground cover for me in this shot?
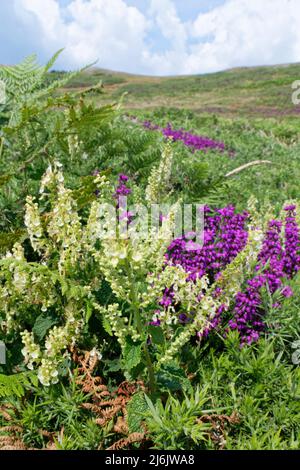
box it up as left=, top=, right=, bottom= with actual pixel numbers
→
left=0, top=54, right=300, bottom=450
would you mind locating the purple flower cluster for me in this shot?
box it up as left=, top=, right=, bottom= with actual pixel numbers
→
left=158, top=206, right=248, bottom=325
left=229, top=205, right=300, bottom=344
left=93, top=172, right=132, bottom=201
left=106, top=173, right=300, bottom=346
left=113, top=174, right=134, bottom=225
left=161, top=124, right=225, bottom=153
left=143, top=120, right=225, bottom=153
left=283, top=205, right=300, bottom=277
left=159, top=204, right=300, bottom=345
left=113, top=174, right=132, bottom=199
left=166, top=205, right=249, bottom=282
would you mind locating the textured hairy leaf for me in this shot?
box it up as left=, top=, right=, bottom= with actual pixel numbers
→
left=127, top=392, right=148, bottom=433
left=148, top=325, right=165, bottom=346
left=32, top=312, right=59, bottom=342
left=124, top=338, right=143, bottom=371
left=157, top=362, right=192, bottom=393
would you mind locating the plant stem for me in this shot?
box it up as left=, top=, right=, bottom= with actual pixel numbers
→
left=127, top=263, right=156, bottom=393
left=135, top=307, right=156, bottom=394
left=0, top=137, right=4, bottom=160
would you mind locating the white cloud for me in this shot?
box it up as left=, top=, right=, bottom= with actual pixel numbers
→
left=12, top=0, right=300, bottom=75
left=149, top=0, right=187, bottom=52
left=15, top=0, right=150, bottom=71
left=17, top=0, right=63, bottom=41
left=140, top=0, right=188, bottom=75
left=186, top=0, right=300, bottom=74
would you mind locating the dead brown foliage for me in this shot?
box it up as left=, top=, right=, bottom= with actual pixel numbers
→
left=197, top=411, right=240, bottom=449
left=72, top=349, right=147, bottom=450
left=0, top=404, right=60, bottom=451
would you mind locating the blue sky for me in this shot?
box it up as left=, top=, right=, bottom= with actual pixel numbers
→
left=1, top=0, right=300, bottom=75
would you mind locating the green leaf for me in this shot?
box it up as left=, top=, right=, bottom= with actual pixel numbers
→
left=102, top=315, right=113, bottom=336
left=57, top=357, right=71, bottom=377
left=32, top=312, right=59, bottom=341
left=123, top=338, right=143, bottom=371
left=148, top=325, right=165, bottom=346
left=0, top=174, right=13, bottom=188
left=127, top=392, right=149, bottom=433
left=144, top=394, right=163, bottom=426
left=157, top=362, right=192, bottom=393
left=59, top=279, right=69, bottom=296
left=85, top=301, right=93, bottom=323
left=104, top=358, right=122, bottom=372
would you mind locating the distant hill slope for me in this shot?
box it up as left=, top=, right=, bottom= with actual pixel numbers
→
left=63, top=63, right=300, bottom=117
left=3, top=61, right=300, bottom=117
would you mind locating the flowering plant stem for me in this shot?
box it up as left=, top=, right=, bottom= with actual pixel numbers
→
left=127, top=264, right=156, bottom=393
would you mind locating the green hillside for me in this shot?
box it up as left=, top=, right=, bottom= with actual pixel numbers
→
left=60, top=63, right=300, bottom=117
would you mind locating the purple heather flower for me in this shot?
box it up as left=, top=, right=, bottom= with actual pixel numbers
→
left=166, top=205, right=249, bottom=282
left=159, top=204, right=300, bottom=346
left=161, top=124, right=225, bottom=153
left=113, top=174, right=131, bottom=198
left=185, top=231, right=197, bottom=240
left=119, top=211, right=135, bottom=226
left=119, top=210, right=134, bottom=221
left=149, top=310, right=162, bottom=326
left=272, top=302, right=281, bottom=309
left=284, top=205, right=297, bottom=212
left=229, top=210, right=300, bottom=345
left=283, top=207, right=300, bottom=277
left=149, top=319, right=161, bottom=326
left=281, top=286, right=293, bottom=298
left=141, top=119, right=226, bottom=153
left=179, top=313, right=189, bottom=324
left=185, top=240, right=202, bottom=252
left=161, top=205, right=249, bottom=329
left=119, top=174, right=129, bottom=183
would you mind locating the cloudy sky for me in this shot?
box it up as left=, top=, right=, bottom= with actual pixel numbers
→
left=1, top=0, right=300, bottom=75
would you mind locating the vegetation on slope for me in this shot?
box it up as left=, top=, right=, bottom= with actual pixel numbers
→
left=0, top=53, right=300, bottom=451
left=55, top=62, right=300, bottom=117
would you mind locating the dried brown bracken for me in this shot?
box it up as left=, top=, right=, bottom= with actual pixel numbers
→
left=72, top=348, right=147, bottom=450
left=197, top=411, right=240, bottom=449
left=106, top=432, right=146, bottom=451
left=0, top=421, right=33, bottom=450
left=0, top=404, right=14, bottom=422
left=0, top=403, right=60, bottom=451
left=0, top=349, right=148, bottom=451
left=72, top=349, right=110, bottom=400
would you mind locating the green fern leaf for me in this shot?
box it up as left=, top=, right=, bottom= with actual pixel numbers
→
left=0, top=372, right=38, bottom=398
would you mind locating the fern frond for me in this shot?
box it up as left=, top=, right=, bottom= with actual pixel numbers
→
left=30, top=65, right=92, bottom=103
left=0, top=54, right=45, bottom=99
left=44, top=49, right=65, bottom=73
left=67, top=102, right=116, bottom=135
left=0, top=230, right=27, bottom=254
left=0, top=51, right=93, bottom=127
left=203, top=179, right=233, bottom=206
left=0, top=372, right=38, bottom=398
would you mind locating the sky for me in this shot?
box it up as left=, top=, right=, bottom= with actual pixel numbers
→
left=1, top=0, right=300, bottom=75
